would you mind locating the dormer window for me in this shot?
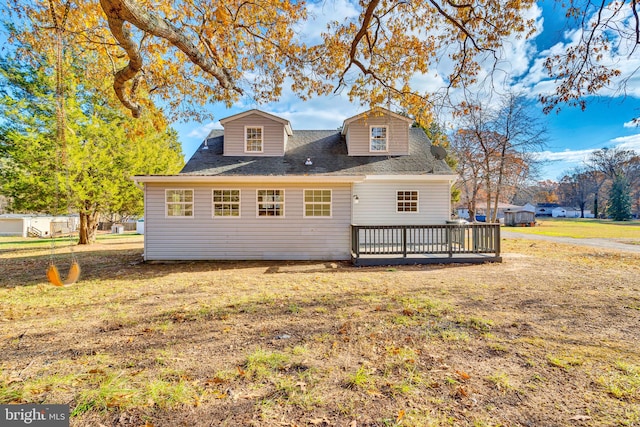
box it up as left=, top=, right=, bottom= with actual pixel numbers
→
left=370, top=125, right=388, bottom=152
left=245, top=126, right=263, bottom=153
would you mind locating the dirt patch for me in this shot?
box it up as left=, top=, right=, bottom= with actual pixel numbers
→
left=1, top=237, right=639, bottom=426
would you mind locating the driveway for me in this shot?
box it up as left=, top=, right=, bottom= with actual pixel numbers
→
left=501, top=230, right=640, bottom=253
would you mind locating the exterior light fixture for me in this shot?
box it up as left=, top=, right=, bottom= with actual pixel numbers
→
left=353, top=195, right=359, bottom=204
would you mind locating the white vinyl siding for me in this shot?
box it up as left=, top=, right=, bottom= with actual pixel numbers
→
left=370, top=126, right=388, bottom=152
left=257, top=189, right=284, bottom=217
left=223, top=113, right=286, bottom=156
left=165, top=189, right=193, bottom=218
left=304, top=189, right=332, bottom=217
left=352, top=181, right=450, bottom=225
left=245, top=126, right=263, bottom=153
left=213, top=189, right=240, bottom=217
left=143, top=183, right=351, bottom=261
left=397, top=191, right=418, bottom=213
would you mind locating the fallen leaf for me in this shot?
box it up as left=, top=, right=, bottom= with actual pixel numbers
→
left=237, top=366, right=246, bottom=377
left=456, top=386, right=468, bottom=397
left=569, top=415, right=591, bottom=421
left=455, top=370, right=471, bottom=380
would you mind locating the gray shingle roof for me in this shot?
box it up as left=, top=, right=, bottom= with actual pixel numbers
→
left=180, top=128, right=454, bottom=176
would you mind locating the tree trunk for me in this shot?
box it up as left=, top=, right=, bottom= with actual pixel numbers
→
left=78, top=211, right=99, bottom=244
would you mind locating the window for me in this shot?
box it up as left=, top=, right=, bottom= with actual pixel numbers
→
left=370, top=125, right=388, bottom=152
left=213, top=189, right=240, bottom=217
left=245, top=126, right=263, bottom=153
left=257, top=189, right=284, bottom=216
left=166, top=189, right=194, bottom=217
left=304, top=189, right=332, bottom=217
left=397, top=191, right=418, bottom=212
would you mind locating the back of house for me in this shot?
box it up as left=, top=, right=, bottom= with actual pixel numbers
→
left=134, top=108, right=457, bottom=262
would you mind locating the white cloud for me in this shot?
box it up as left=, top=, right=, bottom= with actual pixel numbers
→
left=298, top=0, right=359, bottom=44
left=609, top=133, right=640, bottom=152
left=187, top=121, right=221, bottom=139
left=623, top=119, right=638, bottom=128
left=535, top=148, right=595, bottom=163
left=535, top=132, right=640, bottom=165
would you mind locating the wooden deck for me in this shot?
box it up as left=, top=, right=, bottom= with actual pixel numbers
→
left=351, top=224, right=502, bottom=266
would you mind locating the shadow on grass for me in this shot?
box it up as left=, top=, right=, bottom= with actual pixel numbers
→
left=2, top=242, right=460, bottom=289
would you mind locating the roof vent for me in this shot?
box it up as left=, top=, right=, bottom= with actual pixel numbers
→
left=202, top=140, right=209, bottom=150
left=305, top=157, right=313, bottom=166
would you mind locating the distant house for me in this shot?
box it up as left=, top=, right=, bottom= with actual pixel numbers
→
left=0, top=214, right=79, bottom=237
left=457, top=202, right=535, bottom=222
left=134, top=108, right=502, bottom=264
left=536, top=203, right=560, bottom=216
left=552, top=207, right=594, bottom=218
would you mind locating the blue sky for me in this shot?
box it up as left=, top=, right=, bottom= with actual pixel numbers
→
left=171, top=1, right=640, bottom=181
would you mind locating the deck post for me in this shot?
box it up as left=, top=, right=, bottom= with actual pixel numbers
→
left=402, top=227, right=407, bottom=257
left=353, top=226, right=360, bottom=258
left=447, top=227, right=453, bottom=257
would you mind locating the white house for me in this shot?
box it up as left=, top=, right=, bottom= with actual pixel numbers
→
left=0, top=214, right=79, bottom=237
left=551, top=207, right=595, bottom=218
left=457, top=202, right=535, bottom=221
left=134, top=108, right=500, bottom=264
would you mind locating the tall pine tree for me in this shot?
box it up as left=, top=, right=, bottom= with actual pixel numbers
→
left=0, top=47, right=184, bottom=244
left=607, top=175, right=632, bottom=221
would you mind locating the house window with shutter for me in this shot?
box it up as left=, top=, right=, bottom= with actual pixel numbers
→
left=397, top=191, right=418, bottom=212
left=166, top=189, right=194, bottom=217
left=245, top=126, right=263, bottom=153
left=257, top=189, right=284, bottom=217
left=370, top=125, right=388, bottom=152
left=213, top=190, right=240, bottom=217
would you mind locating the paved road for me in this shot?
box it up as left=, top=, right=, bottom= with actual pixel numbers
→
left=501, top=230, right=640, bottom=253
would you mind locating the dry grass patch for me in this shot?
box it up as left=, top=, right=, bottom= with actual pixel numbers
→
left=1, top=235, right=639, bottom=426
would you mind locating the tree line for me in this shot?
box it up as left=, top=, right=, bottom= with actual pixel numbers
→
left=555, top=149, right=640, bottom=220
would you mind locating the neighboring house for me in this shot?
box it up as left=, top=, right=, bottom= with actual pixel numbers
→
left=134, top=108, right=500, bottom=264
left=536, top=203, right=560, bottom=216
left=457, top=202, right=535, bottom=222
left=552, top=207, right=595, bottom=218
left=0, top=214, right=79, bottom=237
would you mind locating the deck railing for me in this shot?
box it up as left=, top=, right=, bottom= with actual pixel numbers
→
left=351, top=223, right=501, bottom=265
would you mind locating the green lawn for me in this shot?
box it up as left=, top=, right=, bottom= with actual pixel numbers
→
left=506, top=217, right=640, bottom=239
left=0, top=232, right=142, bottom=252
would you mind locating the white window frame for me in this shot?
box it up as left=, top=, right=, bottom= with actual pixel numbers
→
left=303, top=189, right=332, bottom=218
left=212, top=189, right=241, bottom=218
left=165, top=189, right=194, bottom=218
left=244, top=126, right=264, bottom=153
left=257, top=189, right=285, bottom=217
left=369, top=125, right=388, bottom=152
left=397, top=190, right=419, bottom=213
